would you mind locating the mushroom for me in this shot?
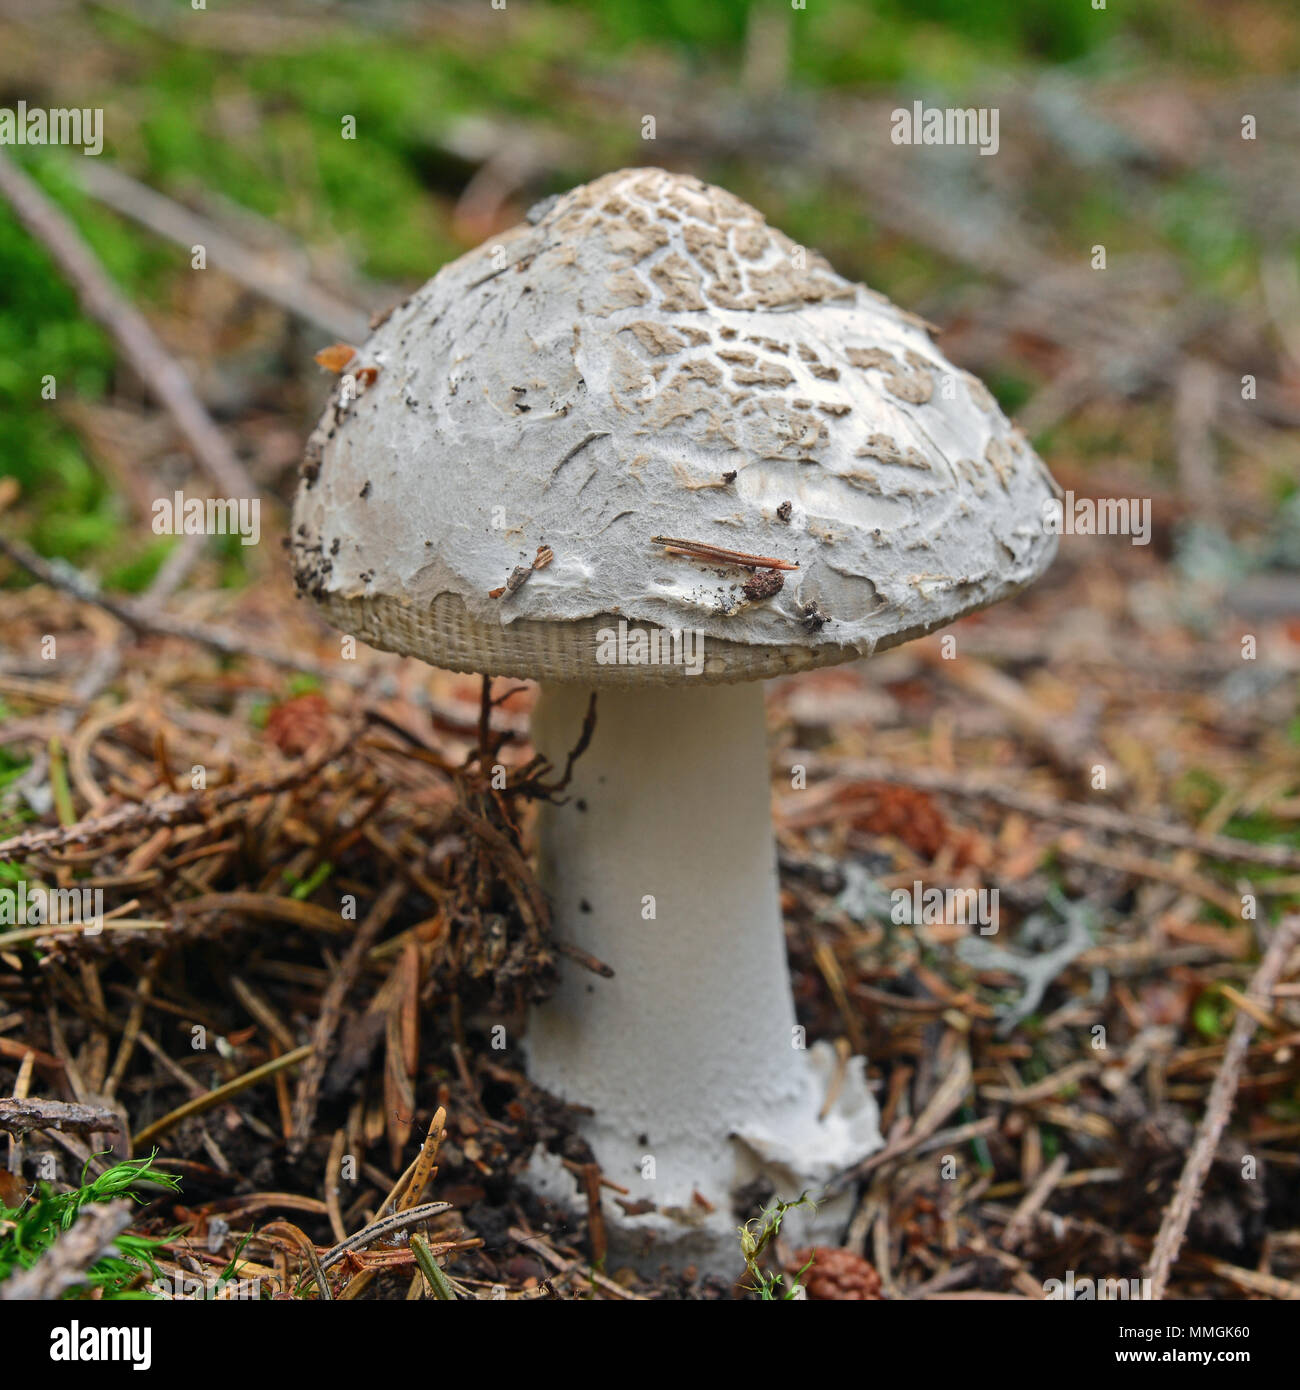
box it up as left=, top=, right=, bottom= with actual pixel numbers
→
left=291, top=168, right=1060, bottom=1271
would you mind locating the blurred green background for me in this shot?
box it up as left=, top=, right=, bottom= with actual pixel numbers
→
left=0, top=0, right=1297, bottom=586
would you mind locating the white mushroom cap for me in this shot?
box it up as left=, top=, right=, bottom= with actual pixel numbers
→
left=292, top=168, right=1059, bottom=683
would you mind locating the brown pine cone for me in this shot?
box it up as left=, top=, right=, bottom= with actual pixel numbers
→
left=791, top=1246, right=884, bottom=1300
left=265, top=692, right=331, bottom=755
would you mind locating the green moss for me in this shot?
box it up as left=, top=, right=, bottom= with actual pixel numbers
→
left=103, top=537, right=175, bottom=594
left=0, top=1153, right=180, bottom=1300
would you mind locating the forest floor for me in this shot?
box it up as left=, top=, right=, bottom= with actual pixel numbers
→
left=1, top=0, right=1298, bottom=1300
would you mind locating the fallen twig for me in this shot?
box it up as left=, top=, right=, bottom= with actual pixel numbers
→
left=0, top=1097, right=121, bottom=1137
left=507, top=1226, right=647, bottom=1300
left=791, top=755, right=1300, bottom=872
left=1000, top=1151, right=1070, bottom=1250
left=1145, top=916, right=1300, bottom=1299
left=826, top=1048, right=975, bottom=1194
left=396, top=1107, right=447, bottom=1213
left=132, top=1044, right=313, bottom=1148
left=0, top=532, right=353, bottom=686
left=317, top=1201, right=453, bottom=1271
left=76, top=160, right=372, bottom=342
left=289, top=878, right=406, bottom=1156
left=0, top=715, right=361, bottom=859
left=0, top=151, right=256, bottom=499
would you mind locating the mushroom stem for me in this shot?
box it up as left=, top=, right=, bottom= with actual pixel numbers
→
left=527, top=680, right=880, bottom=1269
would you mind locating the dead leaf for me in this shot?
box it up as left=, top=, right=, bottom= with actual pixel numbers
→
left=314, top=343, right=357, bottom=374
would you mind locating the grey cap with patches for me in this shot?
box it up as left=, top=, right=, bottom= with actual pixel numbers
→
left=291, top=167, right=1059, bottom=684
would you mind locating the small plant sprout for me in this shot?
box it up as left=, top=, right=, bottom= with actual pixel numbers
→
left=740, top=1194, right=816, bottom=1299
left=291, top=169, right=1059, bottom=1272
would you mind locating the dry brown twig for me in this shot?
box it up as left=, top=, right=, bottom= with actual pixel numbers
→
left=792, top=755, right=1300, bottom=872
left=396, top=1106, right=448, bottom=1212
left=1000, top=1151, right=1070, bottom=1250
left=260, top=1219, right=334, bottom=1300
left=1145, top=916, right=1300, bottom=1300
left=317, top=1200, right=455, bottom=1272
left=0, top=1097, right=121, bottom=1137
left=0, top=714, right=362, bottom=859
left=0, top=534, right=524, bottom=744
left=75, top=160, right=372, bottom=343
left=0, top=529, right=206, bottom=809
left=289, top=878, right=406, bottom=1157
left=827, top=1047, right=974, bottom=1195
left=132, top=1044, right=313, bottom=1149
left=507, top=1226, right=647, bottom=1301
left=0, top=533, right=351, bottom=687
left=0, top=151, right=256, bottom=499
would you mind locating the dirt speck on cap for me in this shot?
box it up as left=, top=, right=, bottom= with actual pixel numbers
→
left=742, top=569, right=785, bottom=603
